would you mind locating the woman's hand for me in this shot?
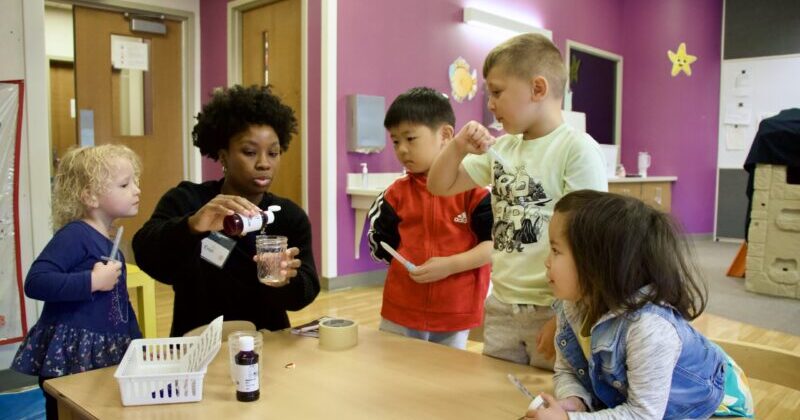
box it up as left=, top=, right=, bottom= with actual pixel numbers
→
left=252, top=247, right=302, bottom=283
left=188, top=194, right=262, bottom=234
left=280, top=247, right=302, bottom=279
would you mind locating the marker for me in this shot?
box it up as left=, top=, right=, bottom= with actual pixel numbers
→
left=507, top=373, right=534, bottom=400
left=379, top=241, right=416, bottom=271
left=507, top=373, right=545, bottom=410
left=102, top=226, right=123, bottom=262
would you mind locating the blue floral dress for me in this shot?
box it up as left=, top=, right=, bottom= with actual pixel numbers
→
left=12, top=221, right=141, bottom=378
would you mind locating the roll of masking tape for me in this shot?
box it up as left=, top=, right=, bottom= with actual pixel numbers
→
left=319, top=318, right=358, bottom=350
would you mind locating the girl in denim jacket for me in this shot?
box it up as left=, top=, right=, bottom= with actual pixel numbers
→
left=524, top=190, right=753, bottom=420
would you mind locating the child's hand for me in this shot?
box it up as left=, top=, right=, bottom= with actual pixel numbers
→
left=409, top=256, right=453, bottom=283
left=557, top=397, right=588, bottom=412
left=524, top=394, right=569, bottom=420
left=536, top=317, right=557, bottom=361
left=91, top=260, right=121, bottom=292
left=453, top=121, right=495, bottom=155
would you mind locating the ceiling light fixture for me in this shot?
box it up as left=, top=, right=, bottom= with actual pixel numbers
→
left=463, top=7, right=552, bottom=39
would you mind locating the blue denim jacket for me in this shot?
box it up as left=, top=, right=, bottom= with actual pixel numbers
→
left=554, top=300, right=726, bottom=419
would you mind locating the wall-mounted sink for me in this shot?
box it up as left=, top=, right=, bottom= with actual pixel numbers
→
left=346, top=172, right=403, bottom=202
left=346, top=172, right=403, bottom=259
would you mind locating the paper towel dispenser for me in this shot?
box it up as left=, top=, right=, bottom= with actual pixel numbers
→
left=348, top=94, right=386, bottom=153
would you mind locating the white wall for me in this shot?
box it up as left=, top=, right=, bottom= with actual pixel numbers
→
left=0, top=0, right=200, bottom=370
left=0, top=0, right=48, bottom=370
left=45, top=5, right=74, bottom=60
left=0, top=0, right=25, bottom=80
left=717, top=54, right=800, bottom=168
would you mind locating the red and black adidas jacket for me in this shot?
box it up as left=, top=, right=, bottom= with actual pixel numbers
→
left=367, top=173, right=492, bottom=332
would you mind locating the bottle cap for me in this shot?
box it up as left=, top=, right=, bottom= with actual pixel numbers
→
left=264, top=205, right=281, bottom=225
left=239, top=335, right=254, bottom=352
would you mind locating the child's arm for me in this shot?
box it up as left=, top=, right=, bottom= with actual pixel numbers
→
left=552, top=316, right=595, bottom=410
left=409, top=241, right=492, bottom=284
left=550, top=314, right=682, bottom=419
left=536, top=317, right=557, bottom=361
left=408, top=189, right=493, bottom=283
left=25, top=227, right=112, bottom=302
left=366, top=190, right=400, bottom=264
left=427, top=121, right=491, bottom=196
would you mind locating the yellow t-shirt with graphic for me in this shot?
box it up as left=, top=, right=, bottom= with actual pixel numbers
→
left=463, top=124, right=607, bottom=306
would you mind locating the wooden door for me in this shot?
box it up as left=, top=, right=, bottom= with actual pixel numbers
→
left=241, top=0, right=302, bottom=206
left=49, top=60, right=76, bottom=173
left=74, top=6, right=183, bottom=260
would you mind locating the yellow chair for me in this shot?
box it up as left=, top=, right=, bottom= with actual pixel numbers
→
left=468, top=324, right=484, bottom=343
left=183, top=320, right=257, bottom=340
left=125, top=263, right=157, bottom=338
left=712, top=338, right=800, bottom=391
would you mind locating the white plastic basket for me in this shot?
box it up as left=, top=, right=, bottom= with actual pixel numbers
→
left=114, top=316, right=223, bottom=406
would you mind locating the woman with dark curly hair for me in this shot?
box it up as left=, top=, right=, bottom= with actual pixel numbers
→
left=132, top=85, right=320, bottom=336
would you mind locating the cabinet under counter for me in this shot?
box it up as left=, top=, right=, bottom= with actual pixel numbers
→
left=608, top=176, right=677, bottom=213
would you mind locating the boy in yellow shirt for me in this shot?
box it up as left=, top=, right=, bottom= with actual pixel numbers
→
left=428, top=34, right=607, bottom=368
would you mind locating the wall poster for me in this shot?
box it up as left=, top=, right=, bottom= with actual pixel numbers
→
left=0, top=80, right=27, bottom=345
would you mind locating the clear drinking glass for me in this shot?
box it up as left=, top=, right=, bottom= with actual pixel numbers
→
left=228, top=331, right=263, bottom=384
left=256, top=235, right=288, bottom=286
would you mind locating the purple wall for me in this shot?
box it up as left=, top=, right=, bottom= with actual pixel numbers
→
left=336, top=0, right=625, bottom=276
left=197, top=0, right=723, bottom=278
left=199, top=0, right=323, bottom=267
left=307, top=2, right=322, bottom=272
left=199, top=0, right=227, bottom=181
left=620, top=0, right=722, bottom=233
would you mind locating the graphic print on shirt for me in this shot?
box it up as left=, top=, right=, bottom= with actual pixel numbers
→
left=491, top=161, right=551, bottom=253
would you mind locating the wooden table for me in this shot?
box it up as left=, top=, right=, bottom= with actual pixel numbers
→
left=44, top=328, right=552, bottom=419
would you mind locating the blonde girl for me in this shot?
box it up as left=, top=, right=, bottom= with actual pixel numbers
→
left=12, top=144, right=142, bottom=420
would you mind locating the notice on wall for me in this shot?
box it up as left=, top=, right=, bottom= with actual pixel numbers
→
left=733, top=69, right=753, bottom=97
left=724, top=101, right=752, bottom=126
left=724, top=125, right=747, bottom=151
left=111, top=37, right=149, bottom=71
left=0, top=81, right=26, bottom=344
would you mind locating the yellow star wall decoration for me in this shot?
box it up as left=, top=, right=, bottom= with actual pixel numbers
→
left=668, top=42, right=697, bottom=77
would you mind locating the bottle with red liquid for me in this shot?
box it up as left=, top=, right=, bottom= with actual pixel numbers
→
left=235, top=335, right=260, bottom=402
left=222, top=205, right=281, bottom=236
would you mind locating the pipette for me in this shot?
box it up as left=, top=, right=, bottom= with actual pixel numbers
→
left=102, top=226, right=124, bottom=262
left=380, top=241, right=417, bottom=271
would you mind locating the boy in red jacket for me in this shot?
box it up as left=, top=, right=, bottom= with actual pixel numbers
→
left=368, top=87, right=492, bottom=349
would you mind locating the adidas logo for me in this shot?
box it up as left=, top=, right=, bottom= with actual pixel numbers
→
left=453, top=212, right=468, bottom=224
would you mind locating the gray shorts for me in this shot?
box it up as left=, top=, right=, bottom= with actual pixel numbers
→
left=379, top=318, right=470, bottom=350
left=481, top=294, right=555, bottom=370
